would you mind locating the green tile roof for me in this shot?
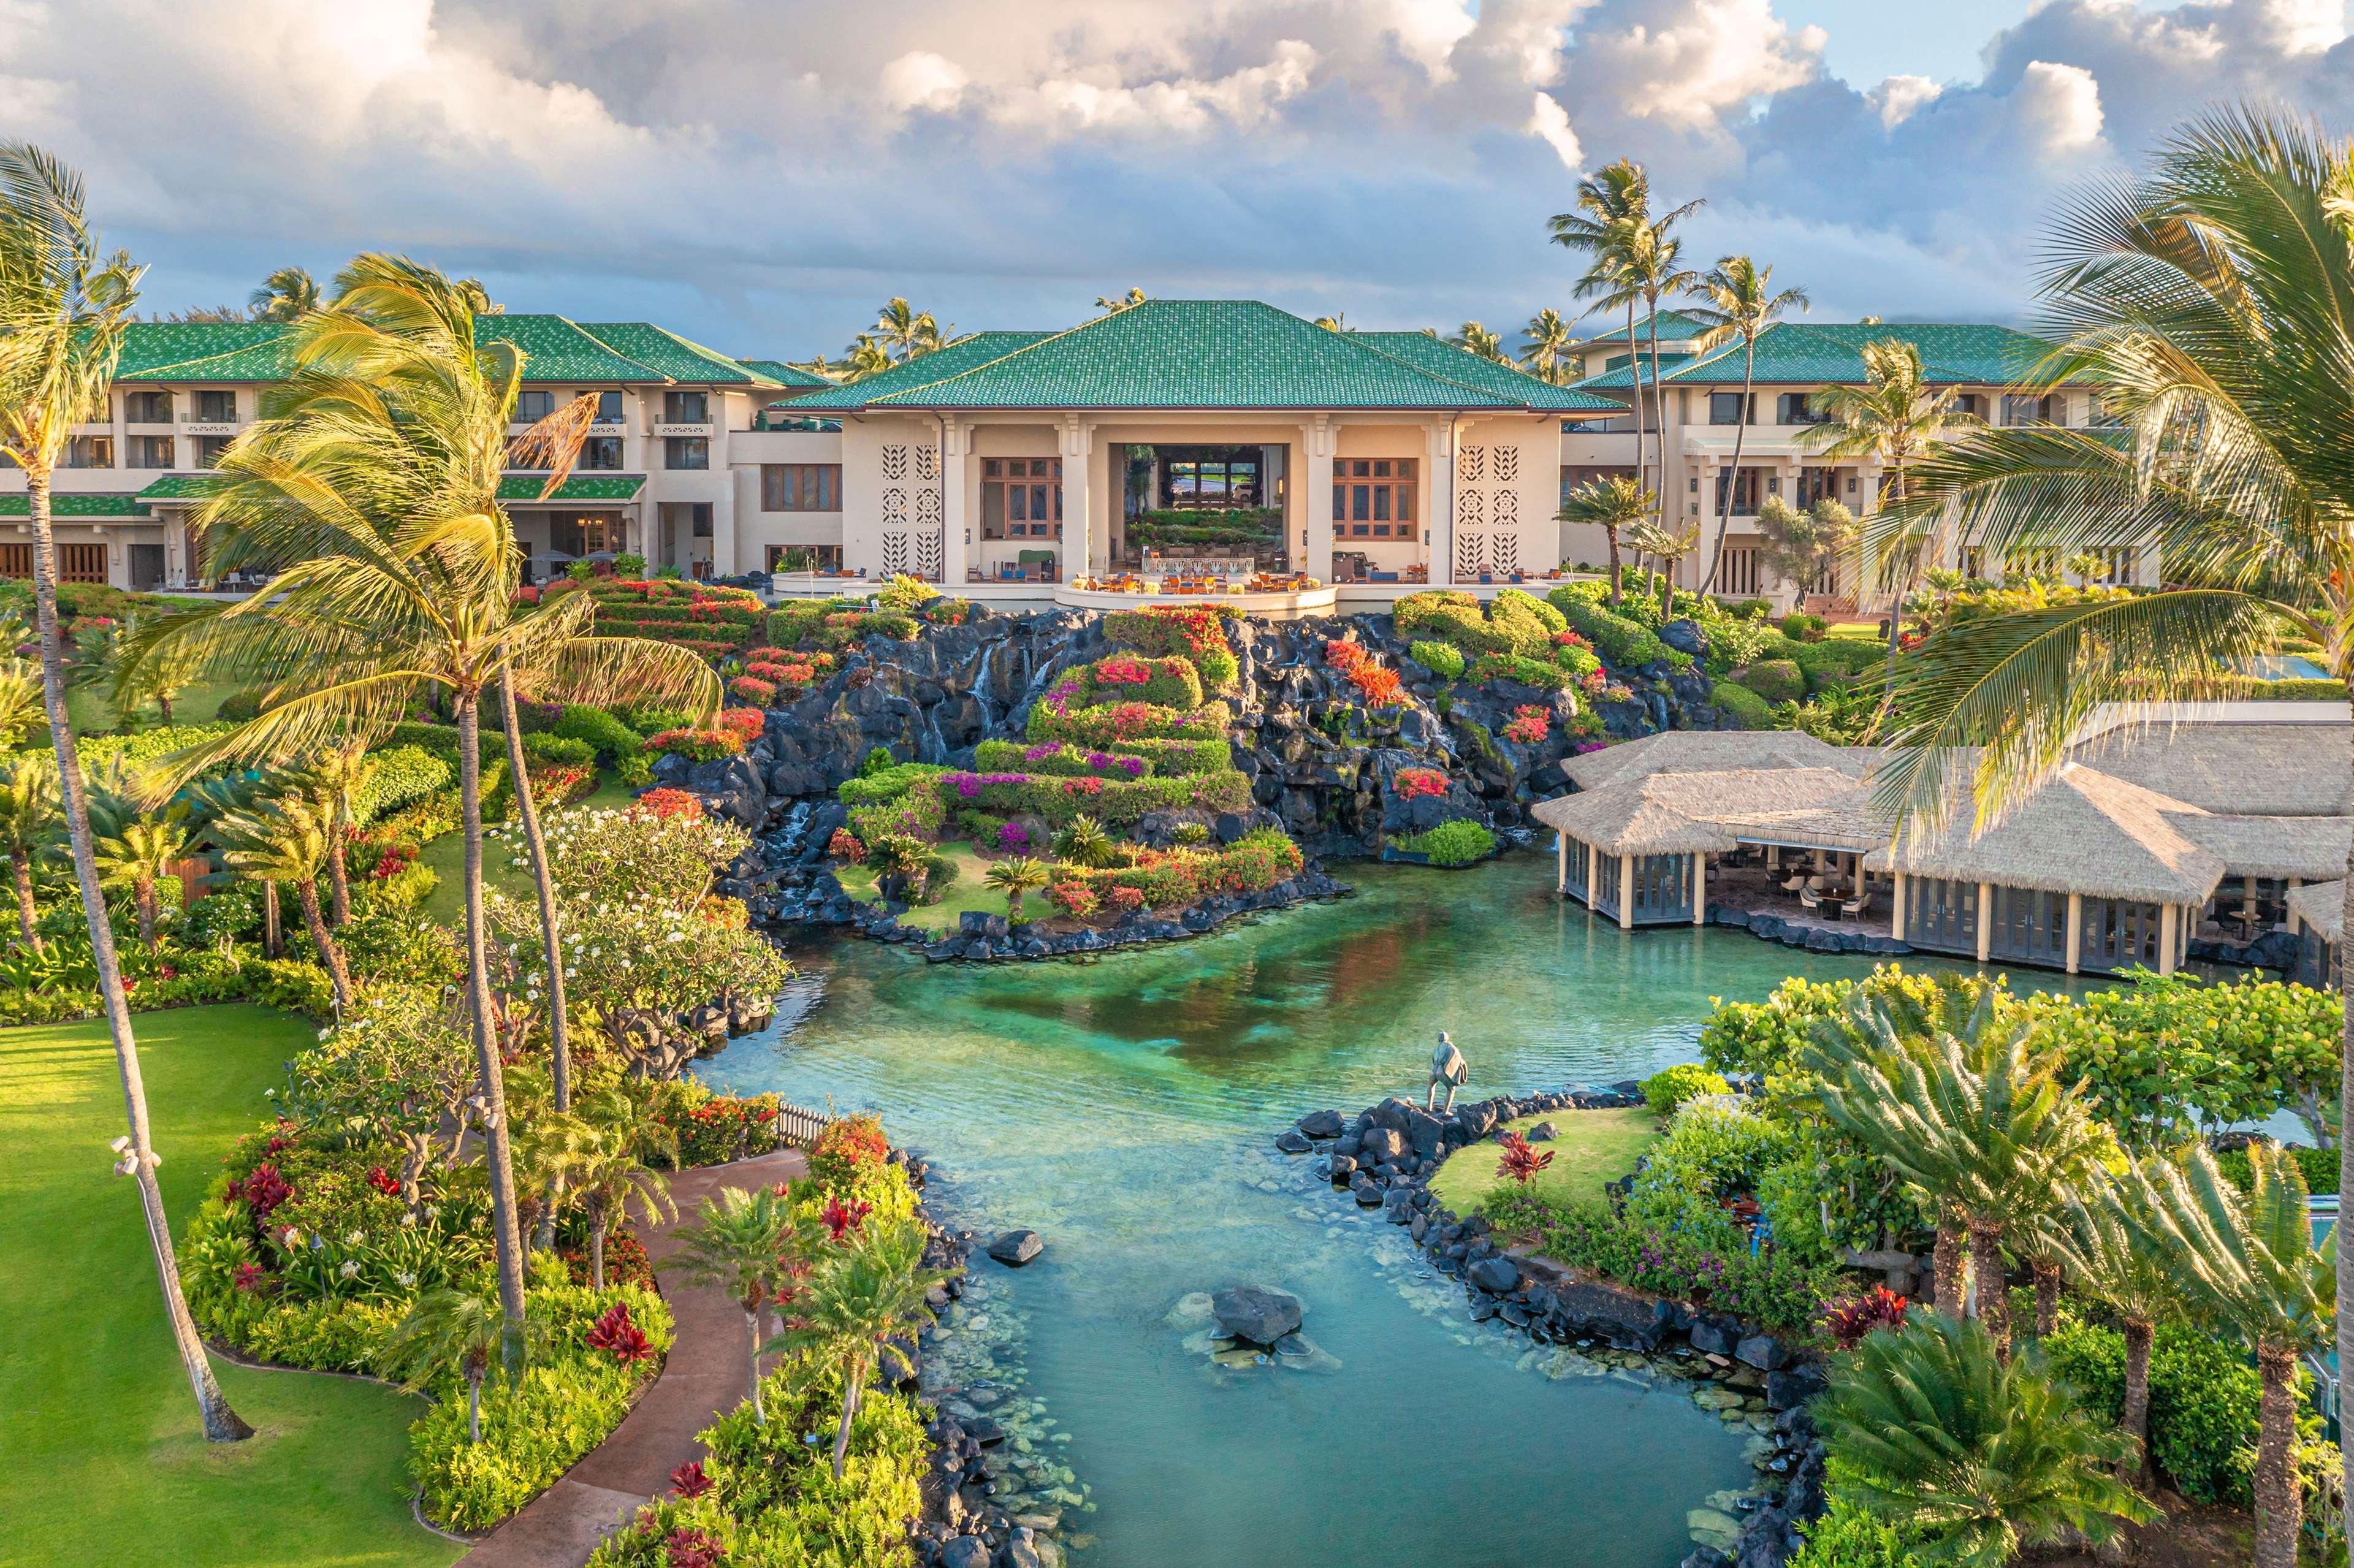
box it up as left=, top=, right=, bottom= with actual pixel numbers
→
left=116, top=322, right=298, bottom=383
left=136, top=474, right=223, bottom=501
left=1571, top=352, right=1697, bottom=392
left=475, top=315, right=658, bottom=383
left=1357, top=332, right=1618, bottom=411
left=1569, top=309, right=1710, bottom=348
left=786, top=332, right=1057, bottom=411
left=576, top=323, right=771, bottom=386
left=821, top=301, right=1594, bottom=412
left=735, top=359, right=835, bottom=389
left=1579, top=321, right=2072, bottom=390
left=496, top=473, right=646, bottom=502
left=0, top=492, right=151, bottom=517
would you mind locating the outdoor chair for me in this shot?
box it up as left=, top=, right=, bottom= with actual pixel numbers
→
left=1841, top=892, right=1872, bottom=919
left=1797, top=885, right=1823, bottom=911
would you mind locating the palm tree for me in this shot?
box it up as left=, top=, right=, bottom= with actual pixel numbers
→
left=1520, top=308, right=1577, bottom=386
left=670, top=1186, right=796, bottom=1423
left=130, top=257, right=720, bottom=1352
left=1557, top=476, right=1650, bottom=607
left=1626, top=519, right=1700, bottom=620
left=1448, top=322, right=1507, bottom=363
left=0, top=753, right=53, bottom=949
left=1095, top=288, right=1147, bottom=314
left=870, top=299, right=945, bottom=363
left=93, top=810, right=193, bottom=951
left=380, top=1287, right=546, bottom=1444
left=840, top=336, right=892, bottom=381
left=2133, top=1145, right=2332, bottom=1568
left=983, top=855, right=1049, bottom=920
left=495, top=666, right=573, bottom=1109
left=2044, top=1170, right=2188, bottom=1485
left=1803, top=983, right=2109, bottom=1355
left=1799, top=338, right=1965, bottom=667
left=284, top=739, right=366, bottom=927
left=248, top=265, right=319, bottom=323
left=0, top=148, right=249, bottom=1447
left=767, top=1217, right=954, bottom=1482
left=1685, top=257, right=1810, bottom=595
left=1817, top=1314, right=2150, bottom=1566
left=563, top=1122, right=674, bottom=1290
left=1312, top=313, right=1350, bottom=333
left=216, top=795, right=351, bottom=1011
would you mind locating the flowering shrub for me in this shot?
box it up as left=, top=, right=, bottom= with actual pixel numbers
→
left=1103, top=604, right=1241, bottom=690
left=826, top=828, right=865, bottom=864
left=1105, top=885, right=1145, bottom=913
left=647, top=1083, right=783, bottom=1168
left=1393, top=767, right=1448, bottom=801
left=728, top=676, right=777, bottom=706
left=1502, top=705, right=1550, bottom=744
left=715, top=709, right=763, bottom=744
left=587, top=1301, right=655, bottom=1364
left=809, top=1114, right=889, bottom=1190
left=1046, top=880, right=1099, bottom=917
left=1037, top=829, right=1300, bottom=918
left=994, top=821, right=1030, bottom=852
left=1095, top=655, right=1152, bottom=685
left=1322, top=638, right=1406, bottom=707
left=1059, top=655, right=1205, bottom=710
left=642, top=728, right=742, bottom=761
left=634, top=788, right=704, bottom=823
left=1552, top=629, right=1592, bottom=650
left=527, top=761, right=596, bottom=807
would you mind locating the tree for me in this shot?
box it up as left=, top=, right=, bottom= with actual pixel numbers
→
left=379, top=1288, right=546, bottom=1445
left=1685, top=256, right=1809, bottom=595
left=1095, top=288, right=1146, bottom=314
left=0, top=753, right=53, bottom=948
left=839, top=337, right=892, bottom=381
left=126, top=257, right=719, bottom=1357
left=1755, top=495, right=1860, bottom=600
left=495, top=668, right=571, bottom=1107
left=248, top=265, right=319, bottom=323
left=1558, top=476, right=1651, bottom=607
left=93, top=809, right=192, bottom=952
left=560, top=1118, right=674, bottom=1290
left=767, top=1217, right=954, bottom=1481
left=1625, top=519, right=1699, bottom=620
left=670, top=1187, right=796, bottom=1423
left=217, top=794, right=352, bottom=1009
left=1448, top=322, right=1507, bottom=363
left=290, top=985, right=479, bottom=1209
left=983, top=855, right=1048, bottom=919
left=1312, top=312, right=1350, bottom=333
left=1520, top=308, right=1576, bottom=386
left=2044, top=1170, right=2188, bottom=1485
left=869, top=299, right=948, bottom=363
left=283, top=738, right=366, bottom=927
left=2133, top=1145, right=2333, bottom=1568
left=1817, top=1315, right=2151, bottom=1566
left=0, top=148, right=251, bottom=1450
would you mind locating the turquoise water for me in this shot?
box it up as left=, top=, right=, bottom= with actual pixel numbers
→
left=698, top=854, right=1995, bottom=1567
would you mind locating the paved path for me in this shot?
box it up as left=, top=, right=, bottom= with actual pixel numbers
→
left=457, top=1147, right=809, bottom=1568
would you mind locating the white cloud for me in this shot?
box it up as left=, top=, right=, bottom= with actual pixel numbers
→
left=2014, top=60, right=2106, bottom=152
left=880, top=51, right=969, bottom=114
left=1528, top=90, right=1584, bottom=170
left=1869, top=74, right=1942, bottom=131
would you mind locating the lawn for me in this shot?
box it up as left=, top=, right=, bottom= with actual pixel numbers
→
left=417, top=769, right=640, bottom=926
left=65, top=679, right=245, bottom=734
left=1426, top=1107, right=1663, bottom=1217
left=834, top=839, right=1019, bottom=934
left=0, top=1005, right=461, bottom=1568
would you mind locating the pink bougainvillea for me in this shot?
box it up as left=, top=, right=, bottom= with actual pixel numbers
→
left=1393, top=767, right=1448, bottom=801
left=1503, top=705, right=1550, bottom=744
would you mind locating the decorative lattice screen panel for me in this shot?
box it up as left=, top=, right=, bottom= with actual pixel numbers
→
left=882, top=445, right=908, bottom=481
left=882, top=533, right=908, bottom=574
left=915, top=532, right=943, bottom=580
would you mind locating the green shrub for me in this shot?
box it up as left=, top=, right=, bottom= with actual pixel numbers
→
left=521, top=733, right=597, bottom=768
left=2215, top=1142, right=2337, bottom=1195
left=2043, top=1316, right=2276, bottom=1505
left=1787, top=636, right=1888, bottom=683
left=1548, top=588, right=1673, bottom=668
left=1641, top=1064, right=1731, bottom=1117
left=1069, top=654, right=1205, bottom=710
left=1394, top=590, right=1514, bottom=657
left=1786, top=1495, right=1921, bottom=1568
left=353, top=747, right=454, bottom=826
left=1710, top=679, right=1777, bottom=729
left=215, top=690, right=265, bottom=723
left=1410, top=640, right=1465, bottom=680
left=1102, top=606, right=1241, bottom=691
left=552, top=706, right=643, bottom=764
left=836, top=763, right=944, bottom=807
left=1467, top=651, right=1575, bottom=690
left=1780, top=611, right=1827, bottom=642
left=864, top=612, right=920, bottom=642
left=1395, top=820, right=1496, bottom=867
left=1740, top=658, right=1806, bottom=704
left=1487, top=590, right=1564, bottom=658
left=874, top=573, right=938, bottom=611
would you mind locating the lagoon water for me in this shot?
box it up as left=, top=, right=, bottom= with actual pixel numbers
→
left=698, top=854, right=1995, bottom=1568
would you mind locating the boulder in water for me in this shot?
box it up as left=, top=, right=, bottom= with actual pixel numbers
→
left=987, top=1230, right=1044, bottom=1267
left=1211, top=1285, right=1303, bottom=1346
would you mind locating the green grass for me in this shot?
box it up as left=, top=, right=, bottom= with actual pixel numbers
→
left=63, top=680, right=245, bottom=736
left=0, top=1004, right=459, bottom=1568
left=417, top=771, right=640, bottom=927
left=1426, top=1108, right=1663, bottom=1217
left=834, top=840, right=1018, bottom=934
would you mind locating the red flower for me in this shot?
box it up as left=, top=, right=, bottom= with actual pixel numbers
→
left=232, top=1262, right=265, bottom=1293
left=669, top=1460, right=712, bottom=1499
left=586, top=1301, right=654, bottom=1364
left=230, top=1163, right=294, bottom=1220
left=665, top=1526, right=723, bottom=1568
left=1393, top=767, right=1447, bottom=801
left=365, top=1166, right=400, bottom=1197
left=820, top=1196, right=872, bottom=1243
left=634, top=788, right=704, bottom=823
left=1822, top=1285, right=1910, bottom=1348
left=826, top=828, right=866, bottom=864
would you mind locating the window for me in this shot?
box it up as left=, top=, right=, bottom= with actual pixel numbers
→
left=691, top=505, right=713, bottom=538
left=130, top=435, right=175, bottom=469
left=579, top=436, right=624, bottom=471
left=1719, top=545, right=1762, bottom=598
left=58, top=542, right=106, bottom=584
left=515, top=390, right=554, bottom=422
left=1794, top=467, right=1841, bottom=508
left=1708, top=392, right=1752, bottom=425
left=125, top=390, right=171, bottom=424
left=1954, top=394, right=1986, bottom=420
left=1165, top=455, right=1259, bottom=508
left=0, top=544, right=26, bottom=577
left=63, top=436, right=113, bottom=469
left=762, top=463, right=841, bottom=512
left=664, top=390, right=709, bottom=425
left=194, top=389, right=237, bottom=422
left=1711, top=468, right=1765, bottom=515
left=596, top=390, right=623, bottom=423
left=1330, top=458, right=1416, bottom=538
left=768, top=543, right=841, bottom=573
left=1775, top=392, right=1827, bottom=425
left=981, top=457, right=1062, bottom=541
left=2001, top=393, right=2052, bottom=427
left=196, top=435, right=233, bottom=467
left=665, top=436, right=709, bottom=470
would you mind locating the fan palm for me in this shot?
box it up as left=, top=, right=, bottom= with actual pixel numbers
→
left=93, top=810, right=193, bottom=951
left=1685, top=256, right=1810, bottom=595
left=0, top=140, right=223, bottom=1450
left=1626, top=519, right=1700, bottom=620
left=1557, top=476, right=1651, bottom=606
left=1448, top=322, right=1507, bottom=363
left=379, top=1287, right=549, bottom=1444
left=669, top=1186, right=796, bottom=1423
left=869, top=299, right=944, bottom=362
left=1818, top=1314, right=2150, bottom=1567
left=2131, top=1144, right=2333, bottom=1568
left=0, top=752, right=53, bottom=949
left=766, top=1217, right=956, bottom=1482
left=248, top=264, right=319, bottom=323
left=983, top=855, right=1049, bottom=919
left=1802, top=983, right=2109, bottom=1355
left=562, top=1122, right=674, bottom=1291
left=2043, top=1169, right=2189, bottom=1485
left=1520, top=308, right=1577, bottom=386
left=127, top=256, right=720, bottom=1344
left=216, top=794, right=351, bottom=1011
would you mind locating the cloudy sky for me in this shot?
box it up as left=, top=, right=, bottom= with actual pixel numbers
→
left=4, top=0, right=2351, bottom=362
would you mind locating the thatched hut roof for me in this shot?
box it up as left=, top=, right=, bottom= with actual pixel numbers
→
left=2288, top=879, right=2345, bottom=943
left=2171, top=815, right=2352, bottom=881
left=1533, top=768, right=1865, bottom=858
left=1861, top=763, right=2224, bottom=905
left=1563, top=730, right=1860, bottom=792
left=2068, top=721, right=2350, bottom=816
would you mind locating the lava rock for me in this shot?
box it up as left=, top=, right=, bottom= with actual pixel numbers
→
left=1274, top=1130, right=1312, bottom=1154
left=1689, top=1318, right=1739, bottom=1356
left=1211, top=1285, right=1304, bottom=1345
left=1525, top=1122, right=1559, bottom=1142
left=939, top=1536, right=991, bottom=1568
left=1358, top=1125, right=1409, bottom=1164
left=1297, top=1109, right=1344, bottom=1139
left=1735, top=1333, right=1789, bottom=1372
left=1468, top=1256, right=1522, bottom=1294
left=986, top=1230, right=1044, bottom=1267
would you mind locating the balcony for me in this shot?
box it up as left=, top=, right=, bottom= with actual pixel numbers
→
left=652, top=421, right=710, bottom=439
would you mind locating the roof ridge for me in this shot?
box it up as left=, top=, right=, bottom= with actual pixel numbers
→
left=861, top=308, right=1145, bottom=406
left=1309, top=313, right=1526, bottom=409
left=563, top=319, right=679, bottom=385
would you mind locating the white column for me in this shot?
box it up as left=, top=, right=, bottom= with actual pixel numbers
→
left=1975, top=882, right=1994, bottom=964
left=1692, top=853, right=1705, bottom=925
left=1556, top=831, right=1567, bottom=896
left=1061, top=415, right=1093, bottom=584
left=1619, top=854, right=1635, bottom=930
left=1303, top=414, right=1335, bottom=584
left=2066, top=892, right=2083, bottom=975
left=1890, top=872, right=1906, bottom=940
left=942, top=416, right=969, bottom=588
left=1430, top=419, right=1460, bottom=587
left=2159, top=904, right=2179, bottom=975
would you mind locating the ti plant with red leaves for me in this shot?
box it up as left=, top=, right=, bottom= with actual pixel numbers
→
left=1821, top=1285, right=1910, bottom=1349
left=586, top=1301, right=655, bottom=1364
left=668, top=1460, right=712, bottom=1499
left=1496, top=1130, right=1556, bottom=1186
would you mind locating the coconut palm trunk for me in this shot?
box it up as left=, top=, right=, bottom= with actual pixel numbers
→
left=1618, top=303, right=1642, bottom=603
left=498, top=668, right=571, bottom=1113
left=587, top=1199, right=607, bottom=1291
left=26, top=471, right=249, bottom=1441
left=457, top=694, right=528, bottom=1344
left=1704, top=337, right=1755, bottom=599
left=12, top=847, right=39, bottom=950
left=466, top=1368, right=484, bottom=1445
left=291, top=874, right=351, bottom=1013
left=2254, top=1340, right=2302, bottom=1568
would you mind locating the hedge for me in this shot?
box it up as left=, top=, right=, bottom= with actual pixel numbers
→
left=353, top=746, right=452, bottom=825
left=1102, top=605, right=1241, bottom=692
left=552, top=705, right=644, bottom=764
left=1547, top=588, right=1677, bottom=668
left=972, top=739, right=1154, bottom=779
left=1026, top=701, right=1224, bottom=747
left=1409, top=640, right=1465, bottom=680
left=2043, top=1315, right=2274, bottom=1506
left=1062, top=655, right=1205, bottom=711
left=1393, top=591, right=1516, bottom=657
left=1044, top=828, right=1301, bottom=913
left=1739, top=658, right=1806, bottom=705
left=1710, top=679, right=1778, bottom=729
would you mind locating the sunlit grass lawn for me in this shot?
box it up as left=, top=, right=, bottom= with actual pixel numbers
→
left=834, top=840, right=1017, bottom=934
left=66, top=679, right=245, bottom=734
left=0, top=1004, right=460, bottom=1568
left=1426, top=1107, right=1663, bottom=1217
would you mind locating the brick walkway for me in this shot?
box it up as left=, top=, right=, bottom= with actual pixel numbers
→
left=456, top=1147, right=808, bottom=1568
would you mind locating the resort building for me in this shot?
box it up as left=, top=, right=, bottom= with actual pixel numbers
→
left=1533, top=710, right=2353, bottom=978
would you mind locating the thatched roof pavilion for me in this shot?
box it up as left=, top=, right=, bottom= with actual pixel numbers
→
left=1561, top=729, right=1861, bottom=791
left=1531, top=767, right=1865, bottom=858
left=2287, top=878, right=2344, bottom=944
left=2068, top=721, right=2350, bottom=816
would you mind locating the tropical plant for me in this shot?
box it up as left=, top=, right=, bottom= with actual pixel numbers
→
left=2044, top=1169, right=2189, bottom=1485
left=765, top=1217, right=954, bottom=1482
left=1095, top=287, right=1147, bottom=314
left=379, top=1287, right=548, bottom=1444
left=0, top=145, right=250, bottom=1450
left=129, top=256, right=720, bottom=1347
left=216, top=794, right=352, bottom=1011
left=1685, top=256, right=1810, bottom=593
left=248, top=264, right=320, bottom=322
left=1558, top=476, right=1651, bottom=605
left=981, top=855, right=1049, bottom=920
left=1817, top=1315, right=2151, bottom=1566
left=560, top=1121, right=675, bottom=1292
left=1625, top=519, right=1700, bottom=619
left=0, top=752, right=53, bottom=948
left=1755, top=495, right=1861, bottom=599
left=1051, top=813, right=1121, bottom=870
left=92, top=809, right=192, bottom=951
left=2131, top=1144, right=2333, bottom=1567
left=1520, top=307, right=1576, bottom=385
left=669, top=1187, right=796, bottom=1423
left=868, top=298, right=950, bottom=362
left=281, top=737, right=366, bottom=927
left=1448, top=321, right=1507, bottom=363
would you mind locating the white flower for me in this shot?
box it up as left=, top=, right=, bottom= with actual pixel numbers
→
left=400, top=1212, right=417, bottom=1227
left=424, top=1204, right=440, bottom=1220
left=396, top=1271, right=417, bottom=1288
left=338, top=1260, right=360, bottom=1278
left=344, top=1229, right=364, bottom=1246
